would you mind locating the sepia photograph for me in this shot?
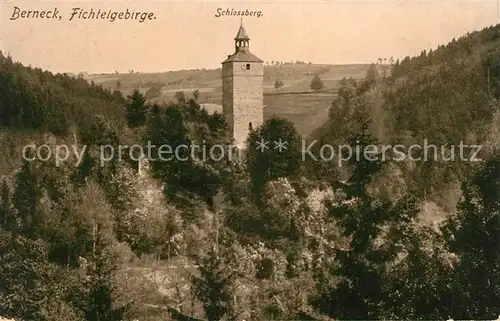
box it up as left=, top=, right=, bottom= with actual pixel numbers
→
left=0, top=0, right=499, bottom=320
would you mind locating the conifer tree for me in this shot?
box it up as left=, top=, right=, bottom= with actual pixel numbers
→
left=310, top=75, right=323, bottom=91
left=125, top=89, right=148, bottom=128
left=191, top=248, right=237, bottom=321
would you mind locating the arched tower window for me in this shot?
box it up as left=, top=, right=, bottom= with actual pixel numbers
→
left=235, top=20, right=250, bottom=52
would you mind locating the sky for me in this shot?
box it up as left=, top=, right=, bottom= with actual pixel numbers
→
left=1, top=0, right=499, bottom=73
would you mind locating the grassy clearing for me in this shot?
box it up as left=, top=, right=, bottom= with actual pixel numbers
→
left=264, top=93, right=335, bottom=138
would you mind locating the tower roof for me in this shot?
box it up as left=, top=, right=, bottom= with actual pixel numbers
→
left=235, top=20, right=250, bottom=40
left=223, top=19, right=262, bottom=64
left=222, top=50, right=263, bottom=64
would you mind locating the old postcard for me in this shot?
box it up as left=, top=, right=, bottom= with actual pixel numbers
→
left=1, top=0, right=499, bottom=320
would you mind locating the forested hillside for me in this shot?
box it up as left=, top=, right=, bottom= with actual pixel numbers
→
left=309, top=24, right=500, bottom=211
left=0, top=25, right=499, bottom=321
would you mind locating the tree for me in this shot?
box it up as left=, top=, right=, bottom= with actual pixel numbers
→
left=191, top=248, right=236, bottom=321
left=310, top=75, right=323, bottom=91
left=193, top=89, right=200, bottom=102
left=442, top=151, right=500, bottom=319
left=359, top=63, right=380, bottom=93
left=175, top=91, right=186, bottom=103
left=274, top=79, right=284, bottom=89
left=125, top=89, right=148, bottom=128
left=245, top=117, right=302, bottom=206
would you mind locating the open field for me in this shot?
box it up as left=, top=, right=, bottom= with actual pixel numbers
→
left=90, top=63, right=371, bottom=95
left=264, top=93, right=335, bottom=137
left=197, top=92, right=335, bottom=137
left=88, top=64, right=372, bottom=137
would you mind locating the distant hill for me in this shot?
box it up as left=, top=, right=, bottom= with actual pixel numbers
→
left=88, top=63, right=370, bottom=95
left=88, top=63, right=372, bottom=138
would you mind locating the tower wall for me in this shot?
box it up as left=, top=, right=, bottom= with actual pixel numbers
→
left=222, top=63, right=234, bottom=138
left=222, top=61, right=264, bottom=148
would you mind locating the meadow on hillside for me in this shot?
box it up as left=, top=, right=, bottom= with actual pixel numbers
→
left=88, top=63, right=373, bottom=137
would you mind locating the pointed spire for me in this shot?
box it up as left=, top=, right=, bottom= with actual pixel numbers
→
left=235, top=19, right=249, bottom=40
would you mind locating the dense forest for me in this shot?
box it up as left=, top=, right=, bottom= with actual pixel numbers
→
left=0, top=24, right=499, bottom=321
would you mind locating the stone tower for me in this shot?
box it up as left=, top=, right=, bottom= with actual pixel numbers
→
left=222, top=20, right=264, bottom=149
